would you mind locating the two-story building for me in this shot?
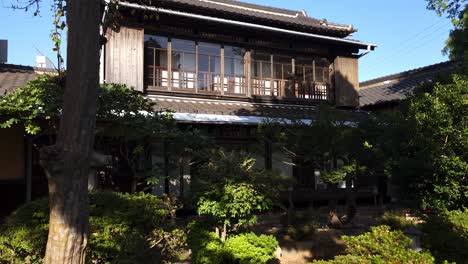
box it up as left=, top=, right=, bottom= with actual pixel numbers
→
left=101, top=0, right=377, bottom=198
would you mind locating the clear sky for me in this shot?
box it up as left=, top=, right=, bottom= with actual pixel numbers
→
left=0, top=0, right=453, bottom=81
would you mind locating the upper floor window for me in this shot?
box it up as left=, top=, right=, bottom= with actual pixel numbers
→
left=198, top=42, right=222, bottom=92
left=143, top=34, right=331, bottom=101
left=224, top=46, right=246, bottom=95
left=145, top=35, right=169, bottom=87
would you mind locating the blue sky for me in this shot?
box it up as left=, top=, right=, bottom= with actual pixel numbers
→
left=0, top=0, right=453, bottom=81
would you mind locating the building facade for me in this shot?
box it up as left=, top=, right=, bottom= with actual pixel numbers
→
left=102, top=0, right=377, bottom=200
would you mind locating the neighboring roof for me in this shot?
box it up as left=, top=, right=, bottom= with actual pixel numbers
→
left=149, top=95, right=364, bottom=125
left=0, top=64, right=38, bottom=95
left=125, top=0, right=356, bottom=38
left=359, top=60, right=460, bottom=108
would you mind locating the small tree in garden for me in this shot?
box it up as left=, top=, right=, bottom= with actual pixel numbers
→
left=390, top=75, right=468, bottom=211
left=0, top=76, right=180, bottom=193
left=95, top=83, right=176, bottom=192
left=192, top=149, right=287, bottom=241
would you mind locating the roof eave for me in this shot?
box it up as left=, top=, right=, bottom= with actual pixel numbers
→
left=120, top=2, right=377, bottom=51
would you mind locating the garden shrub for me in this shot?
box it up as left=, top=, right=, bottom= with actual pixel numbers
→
left=287, top=211, right=320, bottom=241
left=376, top=211, right=415, bottom=230
left=311, top=226, right=435, bottom=264
left=224, top=232, right=278, bottom=264
left=187, top=221, right=230, bottom=264
left=187, top=221, right=278, bottom=264
left=0, top=191, right=169, bottom=264
left=421, top=210, right=468, bottom=264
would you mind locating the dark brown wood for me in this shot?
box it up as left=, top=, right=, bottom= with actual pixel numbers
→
left=333, top=56, right=359, bottom=107
left=41, top=0, right=101, bottom=263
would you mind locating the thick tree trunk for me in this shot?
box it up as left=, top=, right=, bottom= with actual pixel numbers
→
left=41, top=1, right=101, bottom=263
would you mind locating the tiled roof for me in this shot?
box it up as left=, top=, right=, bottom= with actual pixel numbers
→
left=149, top=95, right=364, bottom=124
left=152, top=95, right=318, bottom=118
left=0, top=64, right=38, bottom=95
left=359, top=60, right=460, bottom=108
left=128, top=0, right=355, bottom=37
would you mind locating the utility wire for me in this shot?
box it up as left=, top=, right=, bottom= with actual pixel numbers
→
left=361, top=29, right=450, bottom=80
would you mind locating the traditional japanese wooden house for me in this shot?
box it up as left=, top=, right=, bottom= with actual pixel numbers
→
left=102, top=0, right=377, bottom=200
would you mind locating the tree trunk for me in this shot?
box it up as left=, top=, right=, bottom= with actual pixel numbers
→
left=164, top=141, right=170, bottom=195
left=221, top=223, right=227, bottom=242
left=41, top=1, right=101, bottom=263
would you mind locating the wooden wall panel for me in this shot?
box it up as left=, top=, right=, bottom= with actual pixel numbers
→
left=0, top=127, right=24, bottom=181
left=334, top=56, right=359, bottom=107
left=105, top=27, right=144, bottom=91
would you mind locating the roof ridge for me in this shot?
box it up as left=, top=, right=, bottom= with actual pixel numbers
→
left=360, top=60, right=459, bottom=88
left=199, top=0, right=354, bottom=30
left=201, top=0, right=303, bottom=16
left=0, top=63, right=35, bottom=71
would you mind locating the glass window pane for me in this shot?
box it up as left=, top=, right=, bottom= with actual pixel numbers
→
left=305, top=65, right=314, bottom=82
left=225, top=46, right=245, bottom=59
left=262, top=62, right=272, bottom=78
left=251, top=61, right=261, bottom=78
left=225, top=57, right=234, bottom=75
left=316, top=67, right=328, bottom=83
left=198, top=55, right=209, bottom=72
left=273, top=63, right=282, bottom=79
left=234, top=59, right=244, bottom=76
left=144, top=35, right=168, bottom=49
left=172, top=38, right=195, bottom=52
left=183, top=53, right=196, bottom=72
left=295, top=65, right=304, bottom=80
left=199, top=42, right=220, bottom=56
left=210, top=56, right=221, bottom=73
left=145, top=48, right=154, bottom=67
left=284, top=64, right=293, bottom=79
left=172, top=51, right=183, bottom=70
left=157, top=50, right=168, bottom=68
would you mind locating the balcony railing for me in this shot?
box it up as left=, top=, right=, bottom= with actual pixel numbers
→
left=146, top=67, right=333, bottom=102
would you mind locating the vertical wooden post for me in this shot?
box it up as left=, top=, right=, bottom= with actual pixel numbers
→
left=221, top=46, right=225, bottom=95
left=291, top=58, right=296, bottom=97
left=270, top=54, right=274, bottom=96
left=245, top=50, right=251, bottom=97
left=152, top=48, right=156, bottom=87
left=195, top=43, right=199, bottom=93
left=167, top=39, right=172, bottom=91
left=312, top=60, right=316, bottom=82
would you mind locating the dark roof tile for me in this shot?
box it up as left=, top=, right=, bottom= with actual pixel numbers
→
left=359, top=60, right=461, bottom=107
left=0, top=64, right=38, bottom=95
left=129, top=0, right=355, bottom=37
left=150, top=95, right=364, bottom=123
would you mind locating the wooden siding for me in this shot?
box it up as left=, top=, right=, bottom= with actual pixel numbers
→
left=0, top=127, right=24, bottom=181
left=105, top=27, right=144, bottom=91
left=334, top=56, right=359, bottom=107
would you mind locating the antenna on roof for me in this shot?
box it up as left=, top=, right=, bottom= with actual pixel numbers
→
left=34, top=47, right=55, bottom=69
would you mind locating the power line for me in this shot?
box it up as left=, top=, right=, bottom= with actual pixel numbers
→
left=360, top=21, right=452, bottom=72
left=361, top=29, right=450, bottom=80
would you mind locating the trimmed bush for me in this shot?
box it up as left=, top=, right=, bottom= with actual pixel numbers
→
left=311, top=226, right=434, bottom=264
left=225, top=232, right=278, bottom=264
left=376, top=212, right=415, bottom=230
left=187, top=221, right=278, bottom=264
left=421, top=210, right=468, bottom=264
left=0, top=192, right=169, bottom=264
left=187, top=221, right=229, bottom=264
